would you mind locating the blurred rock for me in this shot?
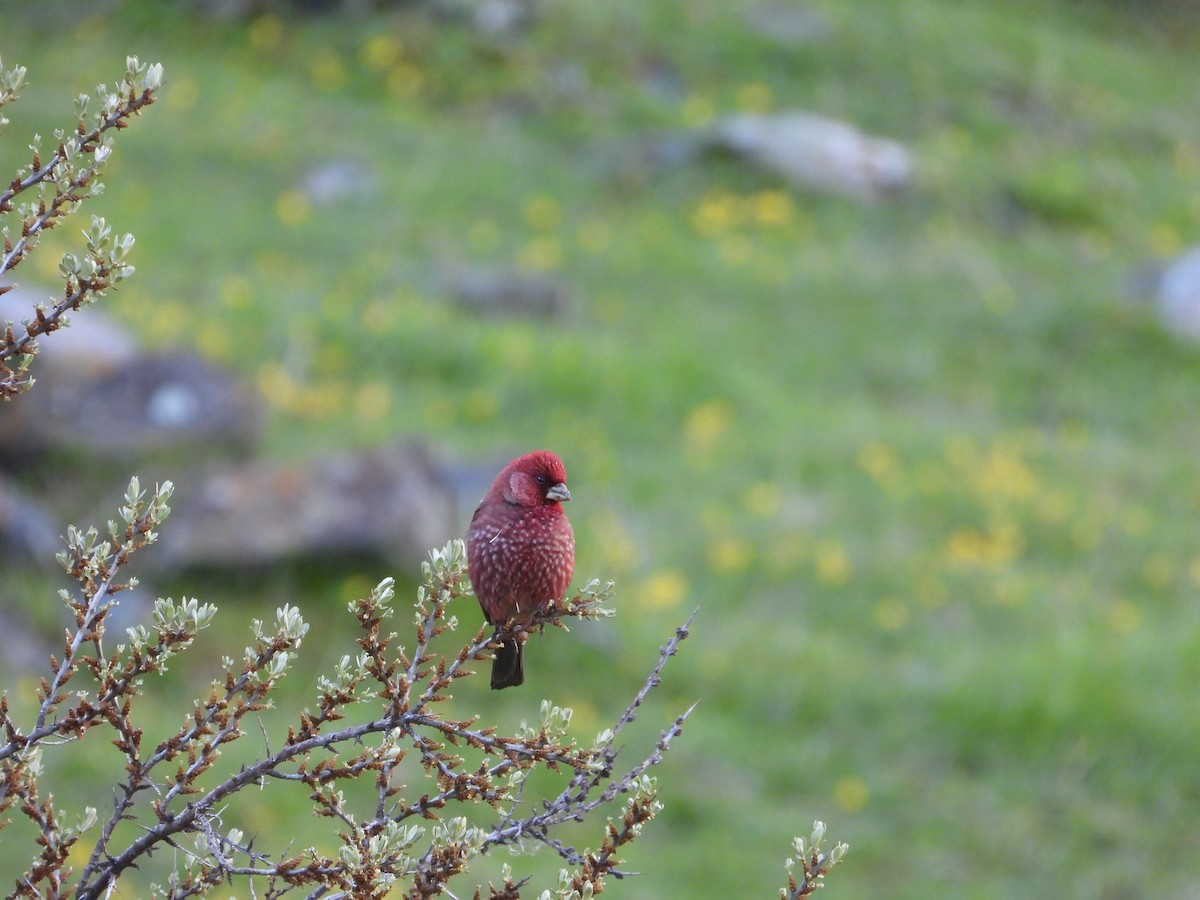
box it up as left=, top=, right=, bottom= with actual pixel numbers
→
left=1, top=283, right=139, bottom=373
left=0, top=288, right=261, bottom=460
left=472, top=0, right=533, bottom=36
left=444, top=267, right=568, bottom=318
left=155, top=443, right=458, bottom=570
left=0, top=595, right=50, bottom=673
left=743, top=3, right=832, bottom=46
left=0, top=351, right=262, bottom=460
left=0, top=473, right=59, bottom=563
left=299, top=158, right=374, bottom=206
left=1130, top=245, right=1200, bottom=340
left=706, top=111, right=914, bottom=201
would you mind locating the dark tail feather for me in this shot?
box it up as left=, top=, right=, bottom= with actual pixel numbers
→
left=491, top=636, right=524, bottom=690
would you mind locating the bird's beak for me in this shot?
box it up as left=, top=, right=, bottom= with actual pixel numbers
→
left=546, top=483, right=571, bottom=502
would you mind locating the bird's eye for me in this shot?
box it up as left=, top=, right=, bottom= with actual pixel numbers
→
left=535, top=475, right=548, bottom=486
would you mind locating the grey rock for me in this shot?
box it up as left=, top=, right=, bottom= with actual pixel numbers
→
left=706, top=111, right=914, bottom=201
left=155, top=443, right=458, bottom=570
left=444, top=267, right=568, bottom=319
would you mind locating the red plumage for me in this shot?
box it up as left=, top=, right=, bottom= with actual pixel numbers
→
left=467, top=450, right=575, bottom=689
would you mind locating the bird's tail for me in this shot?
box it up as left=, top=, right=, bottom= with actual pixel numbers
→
left=491, top=634, right=524, bottom=690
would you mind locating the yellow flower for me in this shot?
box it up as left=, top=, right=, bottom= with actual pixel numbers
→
left=689, top=190, right=741, bottom=237
left=684, top=400, right=732, bottom=452
left=857, top=441, right=901, bottom=487
left=680, top=92, right=715, bottom=128
left=639, top=569, right=688, bottom=611
left=814, top=540, right=851, bottom=586
left=1142, top=554, right=1174, bottom=590
left=355, top=381, right=392, bottom=422
left=220, top=275, right=253, bottom=310
left=309, top=49, right=348, bottom=91
left=577, top=217, right=611, bottom=254
left=517, top=237, right=562, bottom=271
left=276, top=190, right=311, bottom=227
left=735, top=81, right=773, bottom=115
left=523, top=193, right=561, bottom=230
left=1106, top=600, right=1142, bottom=634
left=165, top=75, right=199, bottom=112
left=462, top=387, right=498, bottom=422
left=249, top=15, right=284, bottom=52
left=707, top=536, right=754, bottom=574
left=360, top=34, right=402, bottom=71
left=973, top=444, right=1037, bottom=501
left=832, top=776, right=869, bottom=812
left=387, top=63, right=424, bottom=99
left=1148, top=222, right=1183, bottom=257
left=743, top=481, right=781, bottom=518
left=752, top=190, right=793, bottom=227
left=873, top=597, right=908, bottom=631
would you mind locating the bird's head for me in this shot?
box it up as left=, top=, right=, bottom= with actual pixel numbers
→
left=499, top=450, right=571, bottom=508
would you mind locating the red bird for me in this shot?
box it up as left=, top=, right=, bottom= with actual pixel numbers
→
left=467, top=450, right=575, bottom=690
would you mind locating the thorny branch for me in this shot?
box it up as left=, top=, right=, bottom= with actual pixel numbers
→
left=0, top=505, right=713, bottom=898
left=0, top=55, right=161, bottom=398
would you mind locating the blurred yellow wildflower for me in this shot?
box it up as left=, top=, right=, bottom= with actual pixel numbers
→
left=680, top=92, right=715, bottom=128
left=591, top=509, right=638, bottom=575
left=1142, top=554, right=1174, bottom=590
left=707, top=536, right=754, bottom=574
left=684, top=400, right=732, bottom=453
left=249, top=15, right=284, bottom=52
left=752, top=190, right=793, bottom=227
left=743, top=481, right=781, bottom=518
left=577, top=217, right=611, bottom=254
left=361, top=298, right=397, bottom=335
left=523, top=194, right=561, bottom=230
left=276, top=190, right=311, bottom=227
left=338, top=574, right=376, bottom=606
left=832, top=776, right=869, bottom=812
left=257, top=361, right=301, bottom=409
left=735, top=81, right=773, bottom=114
left=1148, top=222, right=1183, bottom=257
left=973, top=444, right=1037, bottom=501
left=1034, top=488, right=1073, bottom=523
left=815, top=540, right=852, bottom=586
left=1121, top=505, right=1152, bottom=537
left=943, top=521, right=1023, bottom=570
left=874, top=597, right=909, bottom=631
left=638, top=569, right=688, bottom=611
left=360, top=34, right=402, bottom=71
left=766, top=531, right=807, bottom=574
left=197, top=321, right=231, bottom=361
left=165, top=75, right=199, bottom=112
left=387, top=63, right=424, bottom=99
left=220, top=275, right=253, bottom=310
left=937, top=125, right=972, bottom=158
left=462, top=387, right=498, bottom=422
left=1106, top=600, right=1142, bottom=634
left=355, top=381, right=391, bottom=422
left=309, top=49, right=348, bottom=91
left=915, top=574, right=947, bottom=609
left=690, top=190, right=742, bottom=238
left=857, top=441, right=902, bottom=489
left=517, top=237, right=562, bottom=271
left=298, top=382, right=342, bottom=421
left=1057, top=419, right=1089, bottom=450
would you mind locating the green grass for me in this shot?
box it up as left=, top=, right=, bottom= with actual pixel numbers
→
left=3, top=0, right=1200, bottom=896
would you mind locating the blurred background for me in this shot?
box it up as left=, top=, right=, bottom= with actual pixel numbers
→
left=2, top=0, right=1199, bottom=896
